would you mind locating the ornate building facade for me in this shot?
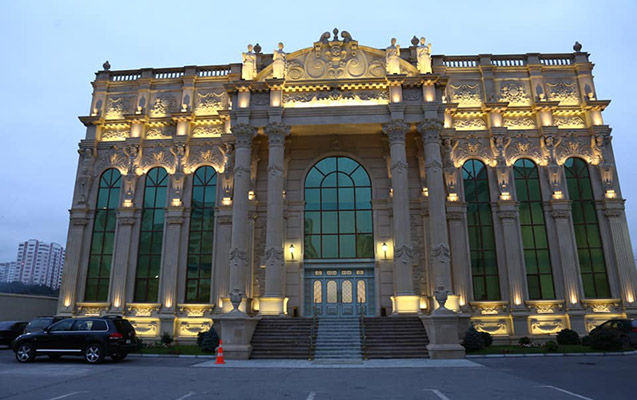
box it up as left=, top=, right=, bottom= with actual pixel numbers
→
left=58, top=30, right=637, bottom=356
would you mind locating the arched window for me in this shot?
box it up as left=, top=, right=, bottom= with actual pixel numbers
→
left=134, top=167, right=168, bottom=303
left=513, top=159, right=554, bottom=299
left=185, top=166, right=217, bottom=303
left=564, top=158, right=610, bottom=298
left=462, top=159, right=500, bottom=301
left=304, top=156, right=373, bottom=259
left=85, top=168, right=121, bottom=301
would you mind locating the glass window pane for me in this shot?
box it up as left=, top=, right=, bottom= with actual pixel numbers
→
left=305, top=189, right=320, bottom=210
left=322, top=188, right=337, bottom=210
left=338, top=188, right=355, bottom=209
left=305, top=168, right=323, bottom=188
left=356, top=211, right=373, bottom=233
left=339, top=235, right=356, bottom=258
left=356, top=234, right=374, bottom=258
left=338, top=211, right=355, bottom=234
left=322, top=236, right=338, bottom=258
left=322, top=212, right=338, bottom=233
left=305, top=212, right=321, bottom=234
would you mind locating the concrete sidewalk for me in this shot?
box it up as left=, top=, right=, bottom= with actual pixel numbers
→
left=193, top=358, right=482, bottom=368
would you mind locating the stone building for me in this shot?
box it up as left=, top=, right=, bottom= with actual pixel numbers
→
left=58, top=30, right=637, bottom=358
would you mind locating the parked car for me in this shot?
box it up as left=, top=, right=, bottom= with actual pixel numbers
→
left=590, top=318, right=637, bottom=347
left=0, top=321, right=28, bottom=347
left=13, top=316, right=141, bottom=364
left=24, top=316, right=68, bottom=334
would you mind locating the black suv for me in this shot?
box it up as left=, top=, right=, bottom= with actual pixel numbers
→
left=24, top=316, right=68, bottom=334
left=12, top=316, right=141, bottom=364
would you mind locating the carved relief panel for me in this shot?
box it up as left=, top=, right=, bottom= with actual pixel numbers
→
left=497, top=80, right=531, bottom=106
left=546, top=80, right=580, bottom=105
left=194, top=90, right=228, bottom=115
left=105, top=96, right=134, bottom=119
left=149, top=93, right=178, bottom=118
left=447, top=82, right=483, bottom=107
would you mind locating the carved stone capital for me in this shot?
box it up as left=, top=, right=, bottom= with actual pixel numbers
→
left=604, top=209, right=623, bottom=218
left=231, top=123, right=257, bottom=148
left=417, top=118, right=443, bottom=142
left=498, top=211, right=518, bottom=220
left=70, top=217, right=89, bottom=226
left=268, top=164, right=285, bottom=177
left=446, top=211, right=464, bottom=221
left=265, top=122, right=290, bottom=147
left=118, top=217, right=136, bottom=225
left=551, top=210, right=570, bottom=219
left=382, top=119, right=410, bottom=145
left=166, top=215, right=184, bottom=225
left=390, top=160, right=409, bottom=174
left=425, top=159, right=443, bottom=174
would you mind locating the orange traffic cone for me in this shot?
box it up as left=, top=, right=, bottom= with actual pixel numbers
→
left=215, top=339, right=226, bottom=364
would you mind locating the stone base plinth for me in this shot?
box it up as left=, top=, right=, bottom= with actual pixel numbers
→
left=258, top=297, right=286, bottom=316
left=422, top=310, right=465, bottom=359
left=158, top=314, right=176, bottom=337
left=212, top=313, right=260, bottom=360
left=391, top=295, right=421, bottom=314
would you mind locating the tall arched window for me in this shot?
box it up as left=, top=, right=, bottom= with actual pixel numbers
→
left=462, top=159, right=500, bottom=301
left=304, top=156, right=373, bottom=259
left=564, top=157, right=610, bottom=298
left=513, top=159, right=555, bottom=299
left=185, top=166, right=217, bottom=303
left=85, top=168, right=121, bottom=301
left=134, top=167, right=168, bottom=303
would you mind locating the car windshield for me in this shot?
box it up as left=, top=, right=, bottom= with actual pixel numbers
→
left=0, top=322, right=17, bottom=329
left=28, top=319, right=52, bottom=329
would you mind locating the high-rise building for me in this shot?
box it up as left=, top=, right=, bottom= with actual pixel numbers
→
left=0, top=262, right=17, bottom=283
left=15, top=240, right=65, bottom=289
left=58, top=30, right=637, bottom=359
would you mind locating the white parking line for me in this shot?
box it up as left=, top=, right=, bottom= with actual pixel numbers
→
left=47, top=392, right=86, bottom=400
left=175, top=392, right=196, bottom=400
left=423, top=389, right=451, bottom=400
left=537, top=385, right=594, bottom=400
left=306, top=392, right=317, bottom=400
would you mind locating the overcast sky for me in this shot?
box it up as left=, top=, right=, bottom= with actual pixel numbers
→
left=0, top=0, right=636, bottom=261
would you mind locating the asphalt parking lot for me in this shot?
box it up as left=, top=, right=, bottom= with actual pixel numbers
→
left=0, top=346, right=635, bottom=400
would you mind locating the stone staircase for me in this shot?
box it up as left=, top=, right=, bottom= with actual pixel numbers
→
left=250, top=317, right=316, bottom=359
left=314, top=317, right=362, bottom=360
left=362, top=317, right=429, bottom=359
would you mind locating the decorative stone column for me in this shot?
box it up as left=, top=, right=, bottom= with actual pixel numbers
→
left=158, top=207, right=186, bottom=334
left=57, top=210, right=91, bottom=316
left=108, top=208, right=137, bottom=313
left=602, top=200, right=637, bottom=312
left=549, top=199, right=586, bottom=332
left=227, top=123, right=257, bottom=311
left=260, top=122, right=290, bottom=315
left=418, top=119, right=453, bottom=294
left=446, top=204, right=471, bottom=311
left=382, top=120, right=418, bottom=313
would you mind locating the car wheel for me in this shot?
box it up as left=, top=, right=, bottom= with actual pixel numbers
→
left=111, top=353, right=127, bottom=361
left=84, top=344, right=105, bottom=364
left=48, top=355, right=62, bottom=361
left=15, top=343, right=35, bottom=363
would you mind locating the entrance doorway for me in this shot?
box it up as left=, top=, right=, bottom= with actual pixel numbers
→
left=305, top=267, right=374, bottom=317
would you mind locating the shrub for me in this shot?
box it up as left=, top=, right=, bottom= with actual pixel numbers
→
left=518, top=336, right=532, bottom=346
left=198, top=328, right=220, bottom=353
left=543, top=340, right=559, bottom=352
left=160, top=332, right=174, bottom=347
left=589, top=330, right=622, bottom=351
left=479, top=331, right=493, bottom=347
left=581, top=335, right=592, bottom=347
left=556, top=329, right=580, bottom=345
left=462, top=326, right=485, bottom=352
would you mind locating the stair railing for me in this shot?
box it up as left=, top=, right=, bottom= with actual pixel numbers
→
left=309, top=302, right=318, bottom=360
left=358, top=301, right=367, bottom=360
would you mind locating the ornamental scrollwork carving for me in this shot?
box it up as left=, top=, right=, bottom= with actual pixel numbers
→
left=453, top=117, right=487, bottom=130
left=499, top=82, right=530, bottom=105
left=553, top=115, right=586, bottom=128
left=550, top=210, right=570, bottom=219
left=95, top=145, right=128, bottom=175
left=431, top=244, right=450, bottom=265
left=503, top=117, right=536, bottom=130
left=265, top=122, right=290, bottom=146
left=139, top=146, right=175, bottom=173
left=284, top=31, right=414, bottom=81
left=448, top=83, right=482, bottom=107
left=452, top=135, right=494, bottom=167
left=105, top=96, right=134, bottom=119
left=101, top=128, right=130, bottom=142
left=265, top=247, right=284, bottom=266
left=505, top=135, right=544, bottom=165
left=417, top=118, right=443, bottom=141
left=390, top=161, right=409, bottom=174
left=594, top=135, right=615, bottom=190
left=282, top=89, right=388, bottom=106
left=546, top=81, right=580, bottom=105
left=145, top=127, right=171, bottom=139
left=442, top=138, right=458, bottom=194
left=382, top=120, right=409, bottom=144
left=187, top=144, right=226, bottom=173
left=554, top=133, right=594, bottom=164
left=192, top=125, right=223, bottom=138
left=75, top=146, right=96, bottom=205
left=403, top=88, right=423, bottom=102
left=394, top=245, right=414, bottom=265
left=150, top=94, right=177, bottom=118
left=195, top=91, right=227, bottom=115
left=231, top=123, right=257, bottom=148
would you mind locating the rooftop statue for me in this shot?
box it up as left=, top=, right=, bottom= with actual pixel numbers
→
left=386, top=38, right=401, bottom=75
left=417, top=37, right=432, bottom=74
left=242, top=44, right=257, bottom=81
left=272, top=42, right=287, bottom=79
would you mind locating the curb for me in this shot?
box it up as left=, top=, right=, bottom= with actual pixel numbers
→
left=466, top=350, right=637, bottom=359
left=129, top=353, right=216, bottom=359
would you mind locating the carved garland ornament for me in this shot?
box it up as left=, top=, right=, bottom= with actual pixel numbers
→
left=499, top=82, right=530, bottom=105
left=195, top=91, right=227, bottom=115
left=192, top=125, right=223, bottom=138
left=448, top=83, right=482, bottom=107
left=150, top=94, right=177, bottom=117
left=187, top=144, right=226, bottom=173
left=452, top=135, right=494, bottom=167
left=503, top=117, right=536, bottom=129
left=546, top=81, right=580, bottom=105
left=453, top=117, right=487, bottom=130
left=105, top=96, right=133, bottom=119
left=282, top=89, right=389, bottom=106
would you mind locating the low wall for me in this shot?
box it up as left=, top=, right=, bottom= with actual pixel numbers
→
left=0, top=293, right=59, bottom=321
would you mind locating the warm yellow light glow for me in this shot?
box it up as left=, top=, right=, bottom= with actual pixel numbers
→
left=552, top=191, right=563, bottom=200
left=113, top=297, right=121, bottom=308
left=500, top=192, right=511, bottom=201
left=491, top=113, right=503, bottom=128
left=444, top=113, right=452, bottom=128
left=447, top=193, right=458, bottom=202
left=420, top=296, right=428, bottom=310
left=222, top=197, right=232, bottom=206
left=176, top=120, right=188, bottom=136
left=459, top=297, right=466, bottom=307
left=381, top=242, right=388, bottom=260
left=529, top=315, right=568, bottom=335
left=289, top=244, right=295, bottom=260
left=257, top=297, right=287, bottom=315
left=270, top=91, right=282, bottom=107
left=514, top=294, right=522, bottom=306
left=591, top=110, right=603, bottom=126
left=238, top=91, right=250, bottom=108
left=423, top=85, right=435, bottom=102
left=131, top=123, right=142, bottom=138
left=392, top=295, right=421, bottom=314
left=422, top=187, right=429, bottom=197
left=389, top=188, right=394, bottom=197
left=63, top=295, right=71, bottom=308
left=605, top=190, right=616, bottom=199
left=540, top=110, right=552, bottom=126
left=570, top=292, right=578, bottom=305
left=248, top=190, right=255, bottom=200
left=165, top=298, right=172, bottom=309
left=390, top=86, right=402, bottom=103
left=171, top=199, right=182, bottom=207
left=123, top=199, right=133, bottom=208
left=627, top=292, right=635, bottom=304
